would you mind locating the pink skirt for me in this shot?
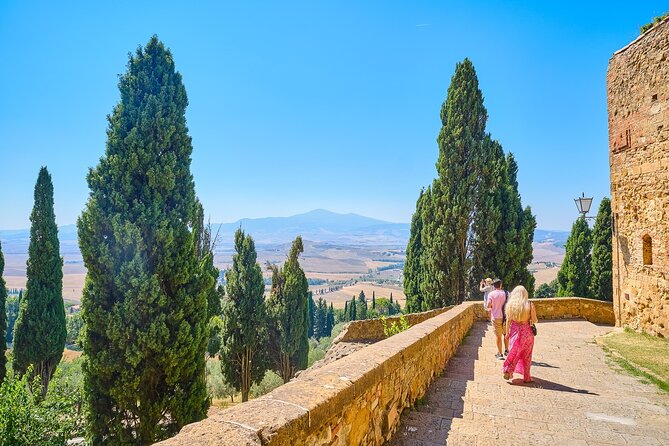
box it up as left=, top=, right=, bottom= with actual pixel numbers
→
left=502, top=320, right=534, bottom=381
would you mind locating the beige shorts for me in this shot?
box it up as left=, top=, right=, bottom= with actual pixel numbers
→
left=493, top=318, right=506, bottom=336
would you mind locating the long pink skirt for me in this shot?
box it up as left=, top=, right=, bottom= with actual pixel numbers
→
left=502, top=320, right=534, bottom=381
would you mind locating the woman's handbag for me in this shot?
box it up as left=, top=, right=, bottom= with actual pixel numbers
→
left=529, top=303, right=537, bottom=335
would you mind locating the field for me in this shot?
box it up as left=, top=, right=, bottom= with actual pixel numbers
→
left=2, top=238, right=564, bottom=304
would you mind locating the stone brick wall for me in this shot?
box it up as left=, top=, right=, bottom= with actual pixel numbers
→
left=607, top=17, right=669, bottom=337
left=334, top=307, right=452, bottom=343
left=155, top=298, right=611, bottom=446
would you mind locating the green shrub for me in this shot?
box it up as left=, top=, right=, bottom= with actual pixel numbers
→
left=0, top=364, right=84, bottom=446
left=249, top=371, right=283, bottom=398
left=205, top=359, right=235, bottom=401
left=381, top=315, right=411, bottom=337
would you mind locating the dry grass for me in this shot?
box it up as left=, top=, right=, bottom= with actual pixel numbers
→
left=61, top=348, right=83, bottom=362
left=600, top=329, right=669, bottom=393
left=320, top=282, right=406, bottom=309
left=532, top=267, right=559, bottom=286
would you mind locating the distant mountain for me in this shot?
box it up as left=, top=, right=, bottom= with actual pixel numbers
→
left=0, top=210, right=569, bottom=254
left=534, top=229, right=570, bottom=247
left=214, top=209, right=409, bottom=246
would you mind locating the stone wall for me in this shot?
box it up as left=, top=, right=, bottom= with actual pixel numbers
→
left=607, top=17, right=669, bottom=337
left=532, top=297, right=616, bottom=325
left=156, top=298, right=612, bottom=446
left=333, top=307, right=452, bottom=343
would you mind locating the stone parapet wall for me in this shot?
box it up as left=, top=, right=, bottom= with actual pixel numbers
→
left=531, top=297, right=616, bottom=325
left=607, top=17, right=669, bottom=337
left=156, top=298, right=612, bottom=446
left=333, top=307, right=453, bottom=343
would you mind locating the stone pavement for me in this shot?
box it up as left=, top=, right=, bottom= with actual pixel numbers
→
left=389, top=320, right=669, bottom=446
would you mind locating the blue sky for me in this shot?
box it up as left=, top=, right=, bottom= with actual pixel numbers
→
left=0, top=1, right=665, bottom=230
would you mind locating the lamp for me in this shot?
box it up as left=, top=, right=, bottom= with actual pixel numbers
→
left=574, top=193, right=593, bottom=218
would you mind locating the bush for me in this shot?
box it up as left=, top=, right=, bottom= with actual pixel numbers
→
left=249, top=370, right=283, bottom=398
left=0, top=364, right=84, bottom=446
left=381, top=315, right=411, bottom=337
left=205, top=358, right=235, bottom=401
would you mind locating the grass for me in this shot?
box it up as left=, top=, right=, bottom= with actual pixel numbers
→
left=600, top=328, right=669, bottom=393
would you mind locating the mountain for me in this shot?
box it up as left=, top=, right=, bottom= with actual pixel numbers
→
left=534, top=229, right=570, bottom=248
left=214, top=209, right=409, bottom=246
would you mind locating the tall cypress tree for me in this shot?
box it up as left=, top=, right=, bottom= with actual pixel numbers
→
left=327, top=303, right=335, bottom=337
left=220, top=229, right=267, bottom=402
left=314, top=298, right=328, bottom=339
left=371, top=291, right=376, bottom=310
left=0, top=241, right=7, bottom=385
left=77, top=37, right=209, bottom=444
left=421, top=59, right=488, bottom=307
left=266, top=236, right=309, bottom=383
left=590, top=198, right=613, bottom=301
left=13, top=167, right=65, bottom=396
left=356, top=291, right=368, bottom=320
left=557, top=217, right=592, bottom=297
left=404, top=188, right=428, bottom=313
left=307, top=291, right=315, bottom=338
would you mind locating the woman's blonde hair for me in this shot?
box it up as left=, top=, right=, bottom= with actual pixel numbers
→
left=505, top=285, right=531, bottom=322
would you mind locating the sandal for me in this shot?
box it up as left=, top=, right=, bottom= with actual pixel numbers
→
left=503, top=372, right=512, bottom=380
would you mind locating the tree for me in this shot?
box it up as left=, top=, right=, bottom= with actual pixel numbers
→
left=343, top=300, right=349, bottom=322
left=404, top=188, right=429, bottom=313
left=314, top=298, right=328, bottom=340
left=557, top=217, right=592, bottom=297
left=535, top=279, right=558, bottom=298
left=13, top=167, right=66, bottom=396
left=326, top=303, right=335, bottom=337
left=220, top=229, right=268, bottom=402
left=372, top=291, right=376, bottom=310
left=0, top=241, right=6, bottom=385
left=420, top=59, right=488, bottom=308
left=356, top=291, right=367, bottom=320
left=347, top=296, right=357, bottom=321
left=307, top=292, right=315, bottom=338
left=266, top=236, right=309, bottom=383
left=77, top=37, right=209, bottom=444
left=590, top=198, right=613, bottom=301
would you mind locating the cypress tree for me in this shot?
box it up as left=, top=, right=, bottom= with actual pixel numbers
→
left=421, top=59, right=488, bottom=307
left=314, top=298, right=328, bottom=339
left=307, top=291, right=315, bottom=337
left=220, top=229, right=267, bottom=402
left=266, top=236, right=309, bottom=382
left=348, top=296, right=357, bottom=321
left=372, top=291, right=376, bottom=310
left=77, top=37, right=209, bottom=444
left=404, top=188, right=428, bottom=313
left=356, top=291, right=367, bottom=320
left=13, top=167, right=66, bottom=396
left=343, top=300, right=349, bottom=322
left=0, top=241, right=6, bottom=385
left=557, top=217, right=592, bottom=297
left=327, top=303, right=335, bottom=337
left=470, top=137, right=504, bottom=294
left=590, top=198, right=613, bottom=301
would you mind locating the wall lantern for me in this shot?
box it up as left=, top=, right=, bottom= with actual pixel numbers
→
left=574, top=192, right=594, bottom=219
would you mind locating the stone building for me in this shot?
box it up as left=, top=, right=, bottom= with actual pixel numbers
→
left=607, top=17, right=669, bottom=337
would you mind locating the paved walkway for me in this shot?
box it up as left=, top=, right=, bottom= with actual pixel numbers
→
left=389, top=320, right=669, bottom=446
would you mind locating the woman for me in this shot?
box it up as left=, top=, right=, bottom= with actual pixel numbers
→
left=502, top=285, right=537, bottom=383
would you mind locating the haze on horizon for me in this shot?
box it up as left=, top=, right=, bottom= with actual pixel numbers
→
left=1, top=1, right=665, bottom=230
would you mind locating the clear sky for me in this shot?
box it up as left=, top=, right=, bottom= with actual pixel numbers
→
left=0, top=1, right=665, bottom=230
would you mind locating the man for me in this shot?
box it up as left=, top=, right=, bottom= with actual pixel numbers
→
left=479, top=278, right=494, bottom=315
left=487, top=279, right=509, bottom=359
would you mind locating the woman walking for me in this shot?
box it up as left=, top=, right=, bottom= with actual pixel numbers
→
left=502, top=285, right=537, bottom=383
